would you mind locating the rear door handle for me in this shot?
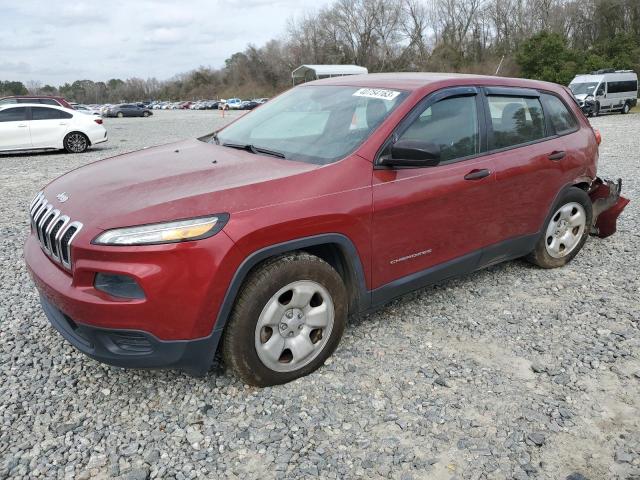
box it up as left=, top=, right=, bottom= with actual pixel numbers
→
left=17, top=124, right=27, bottom=127
left=548, top=150, right=566, bottom=161
left=59, top=122, right=68, bottom=125
left=464, top=168, right=491, bottom=180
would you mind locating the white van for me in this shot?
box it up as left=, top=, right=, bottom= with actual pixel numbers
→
left=569, top=69, right=638, bottom=115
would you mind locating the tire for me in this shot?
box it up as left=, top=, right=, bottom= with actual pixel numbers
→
left=621, top=102, right=630, bottom=114
left=526, top=187, right=593, bottom=269
left=143, top=111, right=150, bottom=117
left=222, top=252, right=348, bottom=386
left=63, top=132, right=89, bottom=153
left=593, top=102, right=600, bottom=117
left=117, top=112, right=124, bottom=118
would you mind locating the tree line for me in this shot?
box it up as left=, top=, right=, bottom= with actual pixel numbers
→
left=2, top=0, right=638, bottom=103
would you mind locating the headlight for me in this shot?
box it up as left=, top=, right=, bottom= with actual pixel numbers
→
left=93, top=214, right=229, bottom=246
left=586, top=95, right=594, bottom=100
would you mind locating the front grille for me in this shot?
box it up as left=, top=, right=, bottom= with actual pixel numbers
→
left=29, top=192, right=83, bottom=270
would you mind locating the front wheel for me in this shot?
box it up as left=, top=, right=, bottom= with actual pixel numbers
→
left=63, top=132, right=89, bottom=153
left=526, top=187, right=593, bottom=269
left=222, top=252, right=348, bottom=386
left=117, top=112, right=124, bottom=118
left=143, top=111, right=150, bottom=117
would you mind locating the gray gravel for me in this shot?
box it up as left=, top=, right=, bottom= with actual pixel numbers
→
left=1, top=109, right=639, bottom=480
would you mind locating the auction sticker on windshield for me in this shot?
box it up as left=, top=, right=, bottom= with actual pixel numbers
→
left=353, top=88, right=401, bottom=101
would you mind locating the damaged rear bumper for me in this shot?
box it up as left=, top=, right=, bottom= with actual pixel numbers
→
left=589, top=177, right=630, bottom=238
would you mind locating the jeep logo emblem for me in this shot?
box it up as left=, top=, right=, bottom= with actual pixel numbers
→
left=56, top=192, right=69, bottom=203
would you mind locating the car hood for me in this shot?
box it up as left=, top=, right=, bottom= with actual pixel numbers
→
left=42, top=138, right=320, bottom=231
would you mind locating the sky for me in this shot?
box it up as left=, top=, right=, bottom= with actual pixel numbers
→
left=0, top=0, right=321, bottom=85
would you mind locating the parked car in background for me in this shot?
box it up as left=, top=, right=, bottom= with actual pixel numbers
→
left=240, top=100, right=259, bottom=110
left=254, top=98, right=269, bottom=104
left=73, top=104, right=101, bottom=116
left=0, top=104, right=107, bottom=153
left=225, top=98, right=242, bottom=109
left=24, top=73, right=628, bottom=386
left=0, top=95, right=73, bottom=109
left=569, top=69, right=638, bottom=116
left=105, top=104, right=152, bottom=118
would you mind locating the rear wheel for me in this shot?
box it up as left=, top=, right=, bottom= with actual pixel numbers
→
left=527, top=188, right=592, bottom=269
left=621, top=102, right=630, bottom=114
left=222, top=252, right=347, bottom=386
left=117, top=112, right=124, bottom=118
left=63, top=132, right=89, bottom=153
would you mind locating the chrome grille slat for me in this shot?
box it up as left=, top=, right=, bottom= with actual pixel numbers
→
left=53, top=215, right=71, bottom=261
left=28, top=192, right=83, bottom=270
left=37, top=205, right=53, bottom=242
left=43, top=209, right=61, bottom=252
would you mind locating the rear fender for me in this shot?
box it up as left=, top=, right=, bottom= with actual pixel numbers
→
left=589, top=177, right=629, bottom=238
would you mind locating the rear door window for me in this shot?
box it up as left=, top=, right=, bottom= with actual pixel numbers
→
left=487, top=95, right=545, bottom=150
left=0, top=107, right=27, bottom=122
left=32, top=107, right=72, bottom=120
left=541, top=94, right=578, bottom=135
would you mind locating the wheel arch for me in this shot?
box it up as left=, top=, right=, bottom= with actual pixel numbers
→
left=538, top=180, right=594, bottom=235
left=213, top=234, right=370, bottom=337
left=64, top=130, right=91, bottom=147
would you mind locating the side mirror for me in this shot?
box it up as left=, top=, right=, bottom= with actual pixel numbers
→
left=382, top=139, right=441, bottom=167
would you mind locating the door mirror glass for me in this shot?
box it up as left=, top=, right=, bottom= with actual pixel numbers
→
left=384, top=139, right=441, bottom=167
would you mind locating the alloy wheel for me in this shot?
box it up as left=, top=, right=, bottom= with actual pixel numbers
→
left=66, top=133, right=87, bottom=153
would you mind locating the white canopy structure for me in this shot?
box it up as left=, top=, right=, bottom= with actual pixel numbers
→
left=291, top=64, right=368, bottom=85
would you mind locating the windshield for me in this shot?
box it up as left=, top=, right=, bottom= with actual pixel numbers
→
left=569, top=82, right=599, bottom=95
left=213, top=85, right=408, bottom=165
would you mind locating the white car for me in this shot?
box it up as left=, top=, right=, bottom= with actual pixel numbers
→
left=0, top=104, right=108, bottom=154
left=73, top=104, right=102, bottom=116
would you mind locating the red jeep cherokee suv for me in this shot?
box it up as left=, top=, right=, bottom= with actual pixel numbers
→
left=25, top=73, right=628, bottom=386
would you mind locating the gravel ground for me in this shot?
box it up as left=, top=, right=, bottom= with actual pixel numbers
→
left=1, top=110, right=638, bottom=480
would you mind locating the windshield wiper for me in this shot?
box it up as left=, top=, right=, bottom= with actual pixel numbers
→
left=221, top=142, right=286, bottom=159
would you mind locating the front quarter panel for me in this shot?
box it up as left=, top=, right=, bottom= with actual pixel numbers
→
left=222, top=154, right=374, bottom=290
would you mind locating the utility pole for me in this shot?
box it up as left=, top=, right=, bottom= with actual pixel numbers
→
left=495, top=55, right=505, bottom=76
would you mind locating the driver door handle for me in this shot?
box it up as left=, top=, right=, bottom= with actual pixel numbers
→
left=464, top=168, right=491, bottom=180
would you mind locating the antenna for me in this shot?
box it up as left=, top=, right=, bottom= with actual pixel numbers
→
left=495, top=55, right=505, bottom=76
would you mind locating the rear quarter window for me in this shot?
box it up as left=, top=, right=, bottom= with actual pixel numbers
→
left=541, top=93, right=578, bottom=135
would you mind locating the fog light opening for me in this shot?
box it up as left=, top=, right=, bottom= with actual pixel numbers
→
left=94, top=273, right=145, bottom=300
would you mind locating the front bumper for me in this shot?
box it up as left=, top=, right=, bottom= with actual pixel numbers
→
left=40, top=295, right=219, bottom=376
left=25, top=223, right=243, bottom=373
